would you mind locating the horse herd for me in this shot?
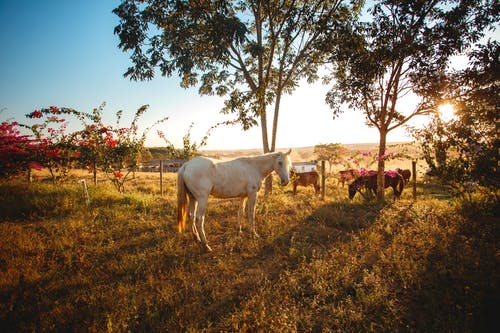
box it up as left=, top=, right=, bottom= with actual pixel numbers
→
left=176, top=151, right=412, bottom=251
left=291, top=167, right=411, bottom=199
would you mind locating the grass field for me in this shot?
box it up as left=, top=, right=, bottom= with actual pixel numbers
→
left=0, top=157, right=498, bottom=332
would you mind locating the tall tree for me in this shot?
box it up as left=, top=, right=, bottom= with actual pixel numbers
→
left=326, top=0, right=497, bottom=200
left=113, top=0, right=361, bottom=192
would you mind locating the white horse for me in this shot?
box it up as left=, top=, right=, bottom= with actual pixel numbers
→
left=177, top=150, right=292, bottom=251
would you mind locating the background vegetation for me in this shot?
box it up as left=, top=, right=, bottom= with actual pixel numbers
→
left=0, top=158, right=497, bottom=332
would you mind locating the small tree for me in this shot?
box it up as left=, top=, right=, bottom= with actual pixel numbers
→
left=26, top=107, right=81, bottom=183
left=313, top=143, right=348, bottom=173
left=75, top=104, right=167, bottom=193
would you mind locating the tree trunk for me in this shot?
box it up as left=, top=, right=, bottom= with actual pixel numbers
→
left=264, top=88, right=284, bottom=195
left=258, top=93, right=273, bottom=195
left=93, top=163, right=97, bottom=186
left=377, top=130, right=388, bottom=202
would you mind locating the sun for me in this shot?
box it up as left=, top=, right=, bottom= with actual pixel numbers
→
left=438, top=103, right=456, bottom=122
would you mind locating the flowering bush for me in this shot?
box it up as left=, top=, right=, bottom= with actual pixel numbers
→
left=385, top=169, right=398, bottom=178
left=26, top=107, right=81, bottom=183
left=0, top=121, right=40, bottom=178
left=74, top=104, right=167, bottom=193
left=8, top=103, right=169, bottom=192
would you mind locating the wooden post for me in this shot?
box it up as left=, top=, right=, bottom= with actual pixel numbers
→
left=79, top=179, right=90, bottom=207
left=321, top=160, right=326, bottom=200
left=160, top=160, right=164, bottom=196
left=412, top=160, right=417, bottom=201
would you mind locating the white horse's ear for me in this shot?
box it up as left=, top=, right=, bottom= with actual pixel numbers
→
left=286, top=149, right=292, bottom=155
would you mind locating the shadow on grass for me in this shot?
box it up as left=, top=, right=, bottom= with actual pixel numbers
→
left=171, top=199, right=386, bottom=330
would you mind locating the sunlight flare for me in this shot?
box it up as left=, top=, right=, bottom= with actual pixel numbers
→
left=438, top=103, right=456, bottom=122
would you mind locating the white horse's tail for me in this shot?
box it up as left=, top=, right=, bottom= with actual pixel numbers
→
left=177, top=166, right=188, bottom=233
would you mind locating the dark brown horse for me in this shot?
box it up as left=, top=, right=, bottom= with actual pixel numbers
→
left=396, top=168, right=411, bottom=183
left=291, top=170, right=320, bottom=195
left=348, top=172, right=404, bottom=200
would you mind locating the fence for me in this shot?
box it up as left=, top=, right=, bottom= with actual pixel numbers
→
left=154, top=159, right=418, bottom=200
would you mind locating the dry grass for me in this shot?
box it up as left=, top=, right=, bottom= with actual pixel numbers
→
left=0, top=167, right=498, bottom=332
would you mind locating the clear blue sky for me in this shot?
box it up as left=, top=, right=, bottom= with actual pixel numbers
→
left=0, top=0, right=417, bottom=150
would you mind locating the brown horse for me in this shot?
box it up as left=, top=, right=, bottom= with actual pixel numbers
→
left=348, top=172, right=404, bottom=200
left=396, top=168, right=411, bottom=183
left=291, top=170, right=320, bottom=195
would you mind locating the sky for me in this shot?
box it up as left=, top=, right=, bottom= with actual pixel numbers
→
left=0, top=0, right=451, bottom=151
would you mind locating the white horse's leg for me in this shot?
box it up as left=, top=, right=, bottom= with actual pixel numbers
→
left=189, top=198, right=200, bottom=242
left=238, top=197, right=247, bottom=234
left=195, top=197, right=212, bottom=252
left=247, top=191, right=259, bottom=238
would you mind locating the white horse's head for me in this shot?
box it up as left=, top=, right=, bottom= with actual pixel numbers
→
left=274, top=149, right=292, bottom=186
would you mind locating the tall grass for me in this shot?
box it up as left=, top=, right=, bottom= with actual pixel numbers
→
left=0, top=173, right=497, bottom=332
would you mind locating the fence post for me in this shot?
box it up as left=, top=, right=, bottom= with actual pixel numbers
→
left=160, top=160, right=164, bottom=196
left=79, top=179, right=90, bottom=207
left=412, top=160, right=417, bottom=201
left=321, top=160, right=326, bottom=200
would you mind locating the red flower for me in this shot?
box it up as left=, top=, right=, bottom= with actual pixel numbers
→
left=113, top=171, right=123, bottom=179
left=31, top=110, right=43, bottom=118
left=50, top=106, right=60, bottom=113
left=29, top=162, right=43, bottom=171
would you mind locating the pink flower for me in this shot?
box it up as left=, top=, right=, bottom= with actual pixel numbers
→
left=385, top=170, right=398, bottom=178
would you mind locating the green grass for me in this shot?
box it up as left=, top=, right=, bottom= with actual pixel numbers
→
left=0, top=173, right=497, bottom=332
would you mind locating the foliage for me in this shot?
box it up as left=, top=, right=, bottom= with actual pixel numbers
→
left=25, top=106, right=81, bottom=183
left=0, top=173, right=497, bottom=332
left=24, top=104, right=168, bottom=193
left=157, top=123, right=203, bottom=161
left=0, top=121, right=40, bottom=178
left=82, top=104, right=165, bottom=193
left=313, top=143, right=348, bottom=172
left=413, top=41, right=499, bottom=188
left=112, top=0, right=362, bottom=158
left=325, top=0, right=497, bottom=200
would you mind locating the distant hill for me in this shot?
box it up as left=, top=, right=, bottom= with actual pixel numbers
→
left=146, top=141, right=420, bottom=164
left=200, top=142, right=419, bottom=161
left=145, top=142, right=425, bottom=174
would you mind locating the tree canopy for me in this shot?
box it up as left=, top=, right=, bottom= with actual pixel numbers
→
left=413, top=40, right=499, bottom=188
left=325, top=0, right=498, bottom=200
left=113, top=0, right=362, bottom=154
